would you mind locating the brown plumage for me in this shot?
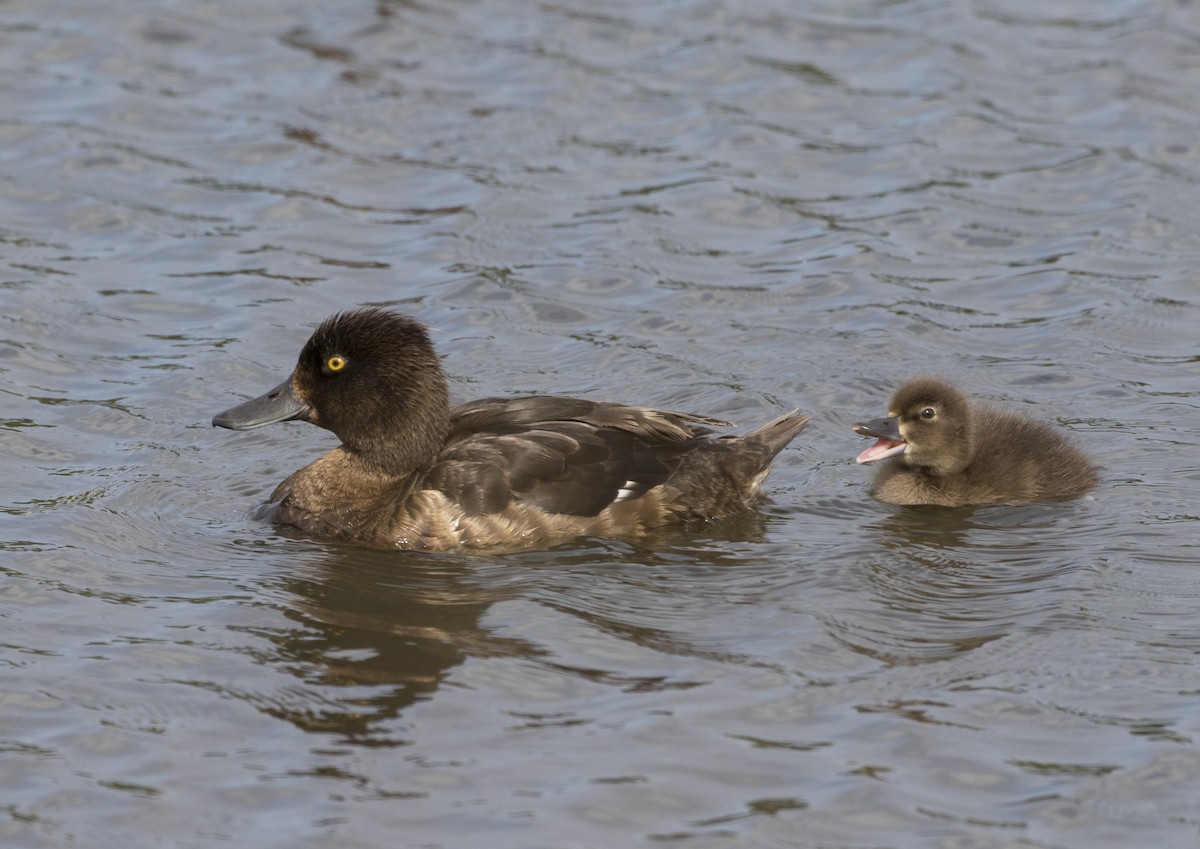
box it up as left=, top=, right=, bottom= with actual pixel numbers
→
left=852, top=377, right=1098, bottom=506
left=212, top=309, right=810, bottom=550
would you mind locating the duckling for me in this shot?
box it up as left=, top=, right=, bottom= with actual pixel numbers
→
left=213, top=308, right=810, bottom=550
left=852, top=377, right=1097, bottom=506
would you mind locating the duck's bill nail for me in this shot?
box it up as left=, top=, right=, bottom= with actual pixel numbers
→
left=856, top=438, right=907, bottom=464
left=212, top=378, right=311, bottom=430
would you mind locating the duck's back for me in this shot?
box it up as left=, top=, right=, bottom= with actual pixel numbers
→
left=425, top=396, right=805, bottom=522
left=425, top=406, right=703, bottom=517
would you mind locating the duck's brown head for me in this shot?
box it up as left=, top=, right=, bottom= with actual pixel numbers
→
left=213, top=309, right=451, bottom=474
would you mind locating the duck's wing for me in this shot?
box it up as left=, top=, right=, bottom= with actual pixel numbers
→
left=422, top=396, right=727, bottom=516
left=447, top=396, right=731, bottom=441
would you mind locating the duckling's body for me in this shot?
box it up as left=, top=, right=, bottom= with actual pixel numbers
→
left=213, top=310, right=809, bottom=550
left=853, top=377, right=1097, bottom=507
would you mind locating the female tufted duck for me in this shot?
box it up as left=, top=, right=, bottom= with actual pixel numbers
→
left=213, top=309, right=810, bottom=549
left=852, top=377, right=1097, bottom=506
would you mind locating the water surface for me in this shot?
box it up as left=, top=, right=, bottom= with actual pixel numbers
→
left=2, top=1, right=1198, bottom=847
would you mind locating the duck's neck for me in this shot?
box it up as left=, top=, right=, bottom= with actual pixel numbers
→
left=343, top=386, right=452, bottom=478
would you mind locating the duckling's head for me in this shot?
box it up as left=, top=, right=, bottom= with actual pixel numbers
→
left=853, top=377, right=974, bottom=475
left=214, top=309, right=450, bottom=473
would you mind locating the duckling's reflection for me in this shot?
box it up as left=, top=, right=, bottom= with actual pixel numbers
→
left=829, top=505, right=1080, bottom=667
left=873, top=505, right=979, bottom=551
left=871, top=502, right=1066, bottom=551
left=255, top=537, right=538, bottom=743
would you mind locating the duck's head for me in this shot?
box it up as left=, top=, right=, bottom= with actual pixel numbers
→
left=213, top=309, right=450, bottom=473
left=853, top=377, right=974, bottom=475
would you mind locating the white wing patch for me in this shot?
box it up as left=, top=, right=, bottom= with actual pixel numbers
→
left=615, top=481, right=644, bottom=502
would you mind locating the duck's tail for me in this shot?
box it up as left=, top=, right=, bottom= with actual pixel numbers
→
left=744, top=409, right=811, bottom=463
left=666, top=409, right=810, bottom=522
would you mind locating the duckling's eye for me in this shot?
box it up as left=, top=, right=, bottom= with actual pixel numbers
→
left=325, top=355, right=347, bottom=373
left=920, top=407, right=936, bottom=420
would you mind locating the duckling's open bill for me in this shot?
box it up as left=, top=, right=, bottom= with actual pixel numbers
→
left=852, top=417, right=906, bottom=464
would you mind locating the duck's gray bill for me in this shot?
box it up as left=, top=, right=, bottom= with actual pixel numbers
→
left=212, top=378, right=311, bottom=430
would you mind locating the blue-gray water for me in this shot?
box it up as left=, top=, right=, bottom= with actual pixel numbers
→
left=2, top=1, right=1198, bottom=847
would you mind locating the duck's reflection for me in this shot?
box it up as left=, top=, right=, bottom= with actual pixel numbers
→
left=252, top=538, right=537, bottom=744
left=247, top=509, right=784, bottom=742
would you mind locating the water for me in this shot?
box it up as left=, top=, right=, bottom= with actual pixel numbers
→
left=2, top=0, right=1198, bottom=846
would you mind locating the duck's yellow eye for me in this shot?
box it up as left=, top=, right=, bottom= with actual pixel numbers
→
left=326, top=355, right=347, bottom=372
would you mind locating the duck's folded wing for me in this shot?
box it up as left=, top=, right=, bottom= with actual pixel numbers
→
left=423, top=418, right=701, bottom=517
left=448, top=396, right=731, bottom=442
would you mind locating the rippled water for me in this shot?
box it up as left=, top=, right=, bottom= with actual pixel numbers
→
left=2, top=0, right=1199, bottom=846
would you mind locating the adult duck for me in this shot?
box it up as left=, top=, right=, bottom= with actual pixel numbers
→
left=214, top=308, right=809, bottom=549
